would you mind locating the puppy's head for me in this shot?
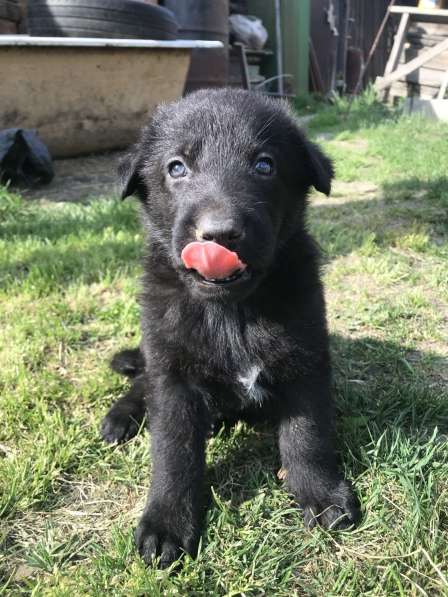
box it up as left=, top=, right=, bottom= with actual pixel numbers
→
left=120, top=89, right=333, bottom=301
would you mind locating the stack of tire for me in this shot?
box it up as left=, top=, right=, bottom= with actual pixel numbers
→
left=0, top=0, right=21, bottom=33
left=27, top=0, right=178, bottom=40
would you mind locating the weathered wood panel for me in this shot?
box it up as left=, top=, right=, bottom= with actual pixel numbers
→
left=390, top=80, right=441, bottom=99
left=385, top=10, right=448, bottom=100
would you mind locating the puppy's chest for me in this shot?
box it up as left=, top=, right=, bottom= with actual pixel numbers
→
left=175, top=306, right=294, bottom=402
left=235, top=363, right=268, bottom=403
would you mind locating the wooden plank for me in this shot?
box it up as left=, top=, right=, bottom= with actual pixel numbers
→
left=408, top=21, right=448, bottom=35
left=400, top=49, right=448, bottom=78
left=389, top=80, right=440, bottom=99
left=399, top=43, right=448, bottom=77
left=389, top=6, right=448, bottom=21
left=405, top=46, right=448, bottom=70
left=408, top=33, right=448, bottom=46
left=410, top=36, right=448, bottom=44
left=376, top=37, right=448, bottom=91
left=385, top=13, right=410, bottom=75
left=404, top=66, right=448, bottom=86
left=438, top=71, right=448, bottom=98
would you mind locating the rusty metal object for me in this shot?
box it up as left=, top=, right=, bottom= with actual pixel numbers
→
left=346, top=46, right=364, bottom=93
left=310, top=39, right=325, bottom=94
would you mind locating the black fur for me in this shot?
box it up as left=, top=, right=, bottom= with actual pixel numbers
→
left=101, top=89, right=360, bottom=568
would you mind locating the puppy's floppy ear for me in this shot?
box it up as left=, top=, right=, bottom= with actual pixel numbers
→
left=118, top=148, right=145, bottom=200
left=305, top=140, right=334, bottom=196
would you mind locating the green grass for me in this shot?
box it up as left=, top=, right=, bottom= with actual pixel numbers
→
left=1, top=96, right=447, bottom=595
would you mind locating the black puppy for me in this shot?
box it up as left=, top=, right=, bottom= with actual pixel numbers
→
left=101, top=88, right=360, bottom=568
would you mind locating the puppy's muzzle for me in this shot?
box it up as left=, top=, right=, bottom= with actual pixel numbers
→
left=195, top=214, right=244, bottom=246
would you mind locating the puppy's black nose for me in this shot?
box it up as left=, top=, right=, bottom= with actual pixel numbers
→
left=196, top=216, right=243, bottom=244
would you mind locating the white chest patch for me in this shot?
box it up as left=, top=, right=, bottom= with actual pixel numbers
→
left=237, top=365, right=267, bottom=403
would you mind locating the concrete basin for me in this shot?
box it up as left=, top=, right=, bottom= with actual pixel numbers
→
left=0, top=35, right=222, bottom=157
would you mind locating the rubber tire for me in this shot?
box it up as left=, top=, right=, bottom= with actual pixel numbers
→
left=0, top=0, right=21, bottom=22
left=28, top=0, right=176, bottom=28
left=28, top=0, right=177, bottom=39
left=29, top=16, right=176, bottom=39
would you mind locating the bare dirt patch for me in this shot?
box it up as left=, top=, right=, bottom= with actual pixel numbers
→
left=312, top=180, right=379, bottom=207
left=331, top=138, right=369, bottom=152
left=3, top=477, right=145, bottom=580
left=21, top=152, right=121, bottom=203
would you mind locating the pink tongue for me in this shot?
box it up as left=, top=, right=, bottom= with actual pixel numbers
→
left=181, top=241, right=246, bottom=280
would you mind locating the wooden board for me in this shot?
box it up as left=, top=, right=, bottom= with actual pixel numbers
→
left=378, top=8, right=448, bottom=100
left=409, top=21, right=448, bottom=35
left=438, top=70, right=448, bottom=97
left=376, top=37, right=448, bottom=91
left=384, top=13, right=410, bottom=76
left=405, top=45, right=448, bottom=70
left=390, top=6, right=448, bottom=22
left=408, top=33, right=448, bottom=46
left=403, top=66, right=448, bottom=86
left=398, top=32, right=448, bottom=95
left=390, top=80, right=441, bottom=99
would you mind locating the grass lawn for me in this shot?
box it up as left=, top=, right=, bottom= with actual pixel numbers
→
left=1, top=96, right=447, bottom=596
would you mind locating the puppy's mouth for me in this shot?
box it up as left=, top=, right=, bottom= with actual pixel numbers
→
left=181, top=241, right=249, bottom=287
left=192, top=267, right=250, bottom=286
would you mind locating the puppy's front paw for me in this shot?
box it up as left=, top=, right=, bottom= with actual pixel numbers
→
left=135, top=511, right=199, bottom=569
left=100, top=408, right=141, bottom=444
left=301, top=479, right=360, bottom=530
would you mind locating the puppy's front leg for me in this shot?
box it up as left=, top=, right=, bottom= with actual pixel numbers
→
left=278, top=380, right=360, bottom=530
left=136, top=375, right=208, bottom=568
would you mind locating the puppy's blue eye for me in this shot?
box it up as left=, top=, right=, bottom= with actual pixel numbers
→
left=255, top=157, right=274, bottom=176
left=168, top=160, right=187, bottom=178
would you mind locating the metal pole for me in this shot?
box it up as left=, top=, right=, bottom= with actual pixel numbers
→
left=274, top=0, right=284, bottom=95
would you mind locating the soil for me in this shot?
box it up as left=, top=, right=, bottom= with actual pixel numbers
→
left=21, top=151, right=122, bottom=203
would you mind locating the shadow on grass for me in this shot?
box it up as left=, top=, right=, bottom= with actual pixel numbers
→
left=3, top=176, right=447, bottom=291
left=0, top=238, right=143, bottom=292
left=208, top=334, right=447, bottom=508
left=309, top=176, right=448, bottom=260
left=199, top=333, right=448, bottom=591
left=305, top=93, right=400, bottom=137
left=0, top=198, right=142, bottom=291
left=1, top=199, right=140, bottom=244
left=381, top=176, right=448, bottom=207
